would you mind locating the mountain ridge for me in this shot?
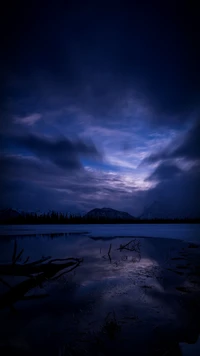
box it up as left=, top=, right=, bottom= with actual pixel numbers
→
left=84, top=207, right=135, bottom=220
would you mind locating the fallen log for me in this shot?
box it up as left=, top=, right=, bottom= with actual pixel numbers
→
left=0, top=257, right=83, bottom=310
left=0, top=240, right=83, bottom=310
left=0, top=257, right=81, bottom=276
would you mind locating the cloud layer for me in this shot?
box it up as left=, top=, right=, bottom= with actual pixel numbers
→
left=1, top=1, right=200, bottom=216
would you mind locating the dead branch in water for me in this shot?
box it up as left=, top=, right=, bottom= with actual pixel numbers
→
left=12, top=248, right=24, bottom=265
left=0, top=277, right=11, bottom=289
left=51, top=259, right=83, bottom=280
left=102, top=243, right=112, bottom=262
left=117, top=239, right=140, bottom=253
left=12, top=240, right=17, bottom=264
left=108, top=243, right=112, bottom=262
left=12, top=240, right=24, bottom=265
left=0, top=257, right=82, bottom=276
left=0, top=241, right=83, bottom=310
left=27, top=256, right=51, bottom=266
left=23, top=256, right=30, bottom=264
left=0, top=241, right=80, bottom=276
left=0, top=257, right=83, bottom=310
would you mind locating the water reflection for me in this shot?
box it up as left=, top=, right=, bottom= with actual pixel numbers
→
left=0, top=233, right=200, bottom=355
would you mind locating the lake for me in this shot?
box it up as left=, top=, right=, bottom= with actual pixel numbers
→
left=0, top=224, right=200, bottom=355
left=1, top=223, right=200, bottom=241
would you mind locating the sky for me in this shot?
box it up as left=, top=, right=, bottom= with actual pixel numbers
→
left=1, top=1, right=200, bottom=216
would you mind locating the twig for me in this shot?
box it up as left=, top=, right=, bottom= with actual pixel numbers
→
left=27, top=256, right=51, bottom=266
left=108, top=244, right=112, bottom=262
left=23, top=256, right=30, bottom=264
left=12, top=240, right=17, bottom=263
left=116, top=240, right=134, bottom=250
left=51, top=260, right=82, bottom=281
left=116, top=239, right=140, bottom=253
left=13, top=249, right=24, bottom=265
left=48, top=257, right=81, bottom=264
left=0, top=277, right=11, bottom=289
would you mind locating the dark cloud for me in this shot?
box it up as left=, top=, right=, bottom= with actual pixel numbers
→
left=1, top=1, right=200, bottom=125
left=144, top=120, right=200, bottom=164
left=146, top=162, right=183, bottom=182
left=1, top=2, right=200, bottom=216
left=1, top=133, right=101, bottom=169
left=140, top=120, right=200, bottom=217
left=172, top=121, right=200, bottom=160
left=0, top=152, right=199, bottom=217
left=0, top=154, right=140, bottom=214
left=0, top=177, right=71, bottom=213
left=144, top=165, right=200, bottom=218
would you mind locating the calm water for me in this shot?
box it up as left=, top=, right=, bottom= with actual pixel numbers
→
left=0, top=225, right=200, bottom=355
left=1, top=223, right=200, bottom=241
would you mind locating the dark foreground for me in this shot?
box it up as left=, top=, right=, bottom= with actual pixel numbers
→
left=0, top=232, right=200, bottom=355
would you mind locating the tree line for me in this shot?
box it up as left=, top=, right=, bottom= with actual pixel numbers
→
left=0, top=211, right=199, bottom=224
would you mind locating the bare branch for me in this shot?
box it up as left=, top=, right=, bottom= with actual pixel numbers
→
left=12, top=240, right=17, bottom=263
left=13, top=249, right=24, bottom=265
left=23, top=256, right=30, bottom=264
left=0, top=277, right=11, bottom=289
left=108, top=244, right=112, bottom=262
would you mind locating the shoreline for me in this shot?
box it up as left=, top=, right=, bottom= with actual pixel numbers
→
left=0, top=223, right=200, bottom=243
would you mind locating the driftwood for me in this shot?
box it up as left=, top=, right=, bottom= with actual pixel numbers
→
left=0, top=257, right=82, bottom=276
left=0, top=241, right=83, bottom=310
left=0, top=257, right=82, bottom=310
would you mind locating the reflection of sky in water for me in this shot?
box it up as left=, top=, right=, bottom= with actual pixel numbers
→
left=0, top=234, right=200, bottom=355
left=1, top=223, right=200, bottom=241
